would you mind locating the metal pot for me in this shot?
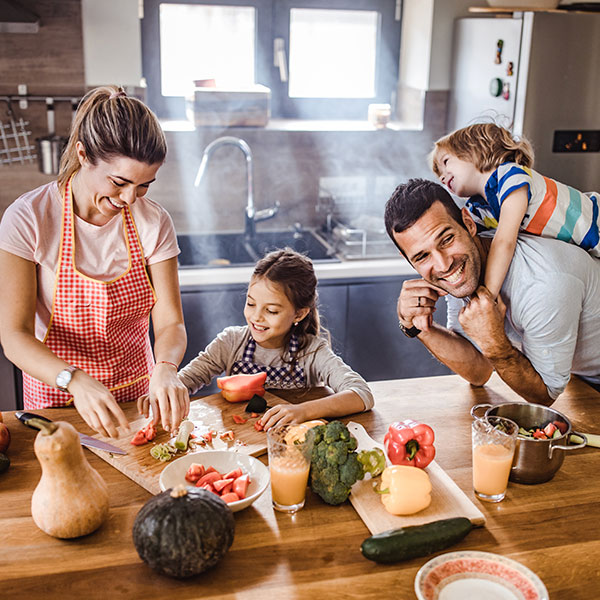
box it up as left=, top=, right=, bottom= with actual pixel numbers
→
left=36, top=135, right=67, bottom=175
left=471, top=403, right=587, bottom=484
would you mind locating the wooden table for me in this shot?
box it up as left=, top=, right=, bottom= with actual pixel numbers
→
left=1, top=373, right=599, bottom=599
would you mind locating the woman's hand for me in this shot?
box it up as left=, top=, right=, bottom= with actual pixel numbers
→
left=259, top=403, right=309, bottom=431
left=144, top=362, right=190, bottom=432
left=68, top=371, right=130, bottom=438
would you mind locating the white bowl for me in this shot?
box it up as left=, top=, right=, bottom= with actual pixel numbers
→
left=159, top=450, right=270, bottom=513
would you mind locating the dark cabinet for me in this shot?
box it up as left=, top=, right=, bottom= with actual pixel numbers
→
left=180, top=275, right=451, bottom=389
left=344, top=277, right=451, bottom=381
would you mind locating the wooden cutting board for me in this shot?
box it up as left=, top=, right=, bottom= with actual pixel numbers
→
left=85, top=390, right=288, bottom=495
left=347, top=422, right=486, bottom=534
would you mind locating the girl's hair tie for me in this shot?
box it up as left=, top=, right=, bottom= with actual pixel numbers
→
left=109, top=89, right=127, bottom=100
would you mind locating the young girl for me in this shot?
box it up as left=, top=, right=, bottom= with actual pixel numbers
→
left=431, top=123, right=600, bottom=299
left=166, top=248, right=373, bottom=430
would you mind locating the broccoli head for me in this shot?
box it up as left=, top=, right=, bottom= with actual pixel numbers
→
left=309, top=421, right=364, bottom=505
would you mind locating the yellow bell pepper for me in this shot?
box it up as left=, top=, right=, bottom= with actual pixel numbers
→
left=378, top=465, right=432, bottom=515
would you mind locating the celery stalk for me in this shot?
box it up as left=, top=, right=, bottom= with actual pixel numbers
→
left=569, top=433, right=600, bottom=448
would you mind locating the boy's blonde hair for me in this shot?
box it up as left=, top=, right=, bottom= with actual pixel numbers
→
left=431, top=123, right=534, bottom=177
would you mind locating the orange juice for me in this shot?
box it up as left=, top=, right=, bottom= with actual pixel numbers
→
left=473, top=443, right=514, bottom=496
left=269, top=456, right=310, bottom=506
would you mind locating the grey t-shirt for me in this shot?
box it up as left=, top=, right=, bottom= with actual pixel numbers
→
left=178, top=325, right=374, bottom=410
left=446, top=233, right=600, bottom=399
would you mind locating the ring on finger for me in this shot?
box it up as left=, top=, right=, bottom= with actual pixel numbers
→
left=417, top=296, right=422, bottom=307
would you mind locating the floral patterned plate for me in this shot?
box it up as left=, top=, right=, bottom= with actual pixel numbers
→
left=414, top=551, right=549, bottom=600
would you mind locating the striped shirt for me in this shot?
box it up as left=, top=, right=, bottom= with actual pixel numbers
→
left=465, top=163, right=600, bottom=257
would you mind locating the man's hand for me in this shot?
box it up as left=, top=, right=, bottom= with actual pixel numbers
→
left=397, top=278, right=447, bottom=332
left=458, top=286, right=512, bottom=359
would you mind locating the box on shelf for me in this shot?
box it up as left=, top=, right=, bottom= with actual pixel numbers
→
left=186, top=84, right=271, bottom=127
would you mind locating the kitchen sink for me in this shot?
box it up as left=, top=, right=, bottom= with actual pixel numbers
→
left=177, top=229, right=339, bottom=268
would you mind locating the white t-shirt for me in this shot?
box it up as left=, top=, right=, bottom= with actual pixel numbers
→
left=446, top=232, right=600, bottom=399
left=0, top=181, right=179, bottom=340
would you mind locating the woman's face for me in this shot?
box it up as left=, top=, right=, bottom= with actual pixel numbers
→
left=244, top=277, right=308, bottom=349
left=74, top=142, right=161, bottom=224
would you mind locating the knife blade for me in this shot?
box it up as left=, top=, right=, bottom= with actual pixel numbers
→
left=15, top=411, right=128, bottom=455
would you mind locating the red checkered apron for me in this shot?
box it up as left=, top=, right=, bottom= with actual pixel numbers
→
left=23, top=176, right=156, bottom=408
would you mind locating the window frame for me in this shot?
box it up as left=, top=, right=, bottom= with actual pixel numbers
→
left=141, top=0, right=401, bottom=121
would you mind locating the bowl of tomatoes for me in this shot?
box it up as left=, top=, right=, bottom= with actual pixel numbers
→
left=159, top=450, right=270, bottom=512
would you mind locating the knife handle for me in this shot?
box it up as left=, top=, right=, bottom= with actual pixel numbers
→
left=15, top=411, right=53, bottom=429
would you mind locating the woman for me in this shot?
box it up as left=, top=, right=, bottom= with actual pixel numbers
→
left=0, top=86, right=189, bottom=437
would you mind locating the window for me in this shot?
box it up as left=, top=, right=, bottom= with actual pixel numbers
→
left=142, top=0, right=401, bottom=121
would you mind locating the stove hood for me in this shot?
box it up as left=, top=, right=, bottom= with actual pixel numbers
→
left=0, top=0, right=39, bottom=33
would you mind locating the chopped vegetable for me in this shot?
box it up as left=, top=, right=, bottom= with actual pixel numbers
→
left=202, top=431, right=214, bottom=443
left=357, top=448, right=386, bottom=477
left=384, top=420, right=435, bottom=469
left=232, top=414, right=248, bottom=424
left=376, top=465, right=432, bottom=515
left=131, top=430, right=149, bottom=446
left=220, top=492, right=240, bottom=504
left=518, top=419, right=566, bottom=440
left=570, top=432, right=600, bottom=448
left=184, top=463, right=206, bottom=484
left=219, top=430, right=235, bottom=441
left=184, top=463, right=252, bottom=504
left=245, top=395, right=268, bottom=414
left=174, top=420, right=195, bottom=451
left=232, top=474, right=250, bottom=499
left=150, top=443, right=177, bottom=462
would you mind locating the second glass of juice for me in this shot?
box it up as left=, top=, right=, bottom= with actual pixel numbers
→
left=267, top=424, right=315, bottom=514
left=472, top=415, right=518, bottom=503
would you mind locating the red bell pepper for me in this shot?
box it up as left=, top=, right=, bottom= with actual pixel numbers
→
left=217, top=372, right=268, bottom=403
left=383, top=420, right=436, bottom=469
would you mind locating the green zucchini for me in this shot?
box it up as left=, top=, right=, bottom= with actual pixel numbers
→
left=360, top=517, right=473, bottom=564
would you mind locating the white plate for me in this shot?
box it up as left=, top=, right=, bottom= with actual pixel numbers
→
left=415, top=551, right=549, bottom=600
left=159, top=450, right=270, bottom=513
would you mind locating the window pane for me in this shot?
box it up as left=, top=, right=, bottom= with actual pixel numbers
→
left=159, top=4, right=255, bottom=96
left=288, top=8, right=378, bottom=99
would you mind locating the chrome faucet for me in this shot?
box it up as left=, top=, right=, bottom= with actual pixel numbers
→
left=194, top=136, right=279, bottom=239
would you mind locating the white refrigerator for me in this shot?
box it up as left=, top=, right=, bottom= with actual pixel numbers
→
left=447, top=11, right=600, bottom=191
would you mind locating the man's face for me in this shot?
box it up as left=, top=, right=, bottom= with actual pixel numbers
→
left=393, top=201, right=482, bottom=298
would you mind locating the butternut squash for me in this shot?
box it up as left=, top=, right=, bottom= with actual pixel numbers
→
left=30, top=418, right=109, bottom=538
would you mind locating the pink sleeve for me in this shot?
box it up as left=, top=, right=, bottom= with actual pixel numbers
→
left=0, top=198, right=38, bottom=262
left=141, top=199, right=180, bottom=266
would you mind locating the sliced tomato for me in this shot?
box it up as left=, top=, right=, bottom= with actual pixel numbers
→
left=217, top=372, right=267, bottom=392
left=142, top=423, right=157, bottom=441
left=533, top=429, right=548, bottom=439
left=543, top=422, right=557, bottom=437
left=205, top=465, right=218, bottom=474
left=232, top=474, right=250, bottom=499
left=198, top=483, right=217, bottom=494
left=185, top=463, right=205, bottom=483
left=130, top=430, right=148, bottom=446
left=220, top=492, right=240, bottom=504
left=221, top=483, right=233, bottom=495
left=197, top=471, right=223, bottom=487
left=202, top=431, right=214, bottom=443
left=232, top=414, right=248, bottom=424
left=553, top=420, right=568, bottom=435
left=224, top=468, right=243, bottom=480
left=220, top=430, right=235, bottom=441
left=213, top=478, right=234, bottom=492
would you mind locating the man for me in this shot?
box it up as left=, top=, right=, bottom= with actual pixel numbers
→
left=384, top=178, right=600, bottom=405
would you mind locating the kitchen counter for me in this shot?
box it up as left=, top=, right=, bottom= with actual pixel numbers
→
left=178, top=256, right=414, bottom=287
left=1, top=373, right=599, bottom=598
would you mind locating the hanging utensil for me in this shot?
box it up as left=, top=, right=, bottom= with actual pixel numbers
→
left=36, top=97, right=67, bottom=175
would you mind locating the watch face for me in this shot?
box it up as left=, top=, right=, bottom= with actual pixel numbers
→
left=56, top=368, right=74, bottom=390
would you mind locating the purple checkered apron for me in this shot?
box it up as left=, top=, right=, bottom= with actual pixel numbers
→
left=230, top=334, right=306, bottom=388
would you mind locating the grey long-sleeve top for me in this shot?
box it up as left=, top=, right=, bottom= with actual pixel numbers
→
left=178, top=326, right=374, bottom=411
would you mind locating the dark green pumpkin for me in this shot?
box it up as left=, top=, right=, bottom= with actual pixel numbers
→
left=132, top=485, right=235, bottom=578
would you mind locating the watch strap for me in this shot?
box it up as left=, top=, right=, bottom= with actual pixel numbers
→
left=398, top=321, right=421, bottom=338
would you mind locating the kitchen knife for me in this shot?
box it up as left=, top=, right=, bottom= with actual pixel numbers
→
left=15, top=411, right=128, bottom=455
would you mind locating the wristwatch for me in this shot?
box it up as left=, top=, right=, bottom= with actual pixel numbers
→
left=398, top=321, right=421, bottom=338
left=56, top=365, right=78, bottom=392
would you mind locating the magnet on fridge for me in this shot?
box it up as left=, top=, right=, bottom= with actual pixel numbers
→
left=507, top=61, right=514, bottom=77
left=495, top=39, right=504, bottom=64
left=489, top=78, right=503, bottom=98
left=502, top=82, right=510, bottom=101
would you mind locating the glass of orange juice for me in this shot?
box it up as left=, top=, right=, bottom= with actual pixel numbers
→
left=472, top=416, right=518, bottom=503
left=267, top=425, right=315, bottom=514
